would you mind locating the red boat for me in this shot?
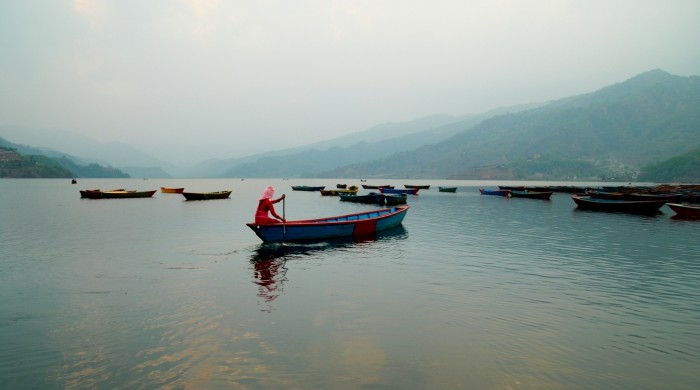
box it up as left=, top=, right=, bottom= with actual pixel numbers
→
left=667, top=203, right=700, bottom=218
left=80, top=189, right=156, bottom=199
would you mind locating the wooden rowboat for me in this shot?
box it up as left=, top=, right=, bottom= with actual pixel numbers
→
left=438, top=186, right=457, bottom=193
left=571, top=195, right=666, bottom=214
left=338, top=192, right=385, bottom=204
left=320, top=186, right=359, bottom=196
left=379, top=187, right=419, bottom=195
left=291, top=185, right=325, bottom=191
left=479, top=189, right=511, bottom=196
left=667, top=203, right=700, bottom=218
left=182, top=190, right=232, bottom=201
left=247, top=205, right=410, bottom=243
left=161, top=187, right=185, bottom=193
left=100, top=190, right=157, bottom=199
left=383, top=194, right=408, bottom=205
left=361, top=184, right=394, bottom=189
left=510, top=190, right=553, bottom=200
left=404, top=184, right=430, bottom=189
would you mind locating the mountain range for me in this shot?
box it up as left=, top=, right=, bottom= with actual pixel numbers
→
left=1, top=69, right=698, bottom=181
left=318, top=69, right=700, bottom=180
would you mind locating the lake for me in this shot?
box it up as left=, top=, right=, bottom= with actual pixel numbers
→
left=1, top=178, right=699, bottom=389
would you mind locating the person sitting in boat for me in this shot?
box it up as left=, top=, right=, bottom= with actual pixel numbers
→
left=255, top=186, right=286, bottom=224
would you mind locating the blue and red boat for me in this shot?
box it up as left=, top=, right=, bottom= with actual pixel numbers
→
left=479, top=188, right=511, bottom=196
left=247, top=205, right=410, bottom=243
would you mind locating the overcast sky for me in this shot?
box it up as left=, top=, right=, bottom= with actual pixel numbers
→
left=1, top=0, right=699, bottom=165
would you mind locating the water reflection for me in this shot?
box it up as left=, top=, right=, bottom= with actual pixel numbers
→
left=249, top=226, right=408, bottom=311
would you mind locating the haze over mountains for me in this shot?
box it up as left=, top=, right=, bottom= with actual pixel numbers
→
left=1, top=69, right=699, bottom=181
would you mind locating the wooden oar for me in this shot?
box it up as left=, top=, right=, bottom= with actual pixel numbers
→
left=282, top=195, right=286, bottom=243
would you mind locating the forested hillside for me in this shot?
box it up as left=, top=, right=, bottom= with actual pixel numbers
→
left=0, top=147, right=74, bottom=178
left=0, top=140, right=130, bottom=178
left=640, top=148, right=700, bottom=182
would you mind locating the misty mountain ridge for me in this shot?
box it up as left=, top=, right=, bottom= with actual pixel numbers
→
left=317, top=69, right=700, bottom=180
left=219, top=102, right=545, bottom=178
left=2, top=69, right=698, bottom=181
left=0, top=138, right=130, bottom=178
left=0, top=125, right=176, bottom=177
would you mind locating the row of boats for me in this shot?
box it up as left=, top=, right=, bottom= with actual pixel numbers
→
left=480, top=184, right=700, bottom=218
left=292, top=183, right=459, bottom=194
left=76, top=181, right=700, bottom=244
left=79, top=187, right=232, bottom=201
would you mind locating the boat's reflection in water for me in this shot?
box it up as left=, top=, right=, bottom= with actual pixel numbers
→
left=249, top=226, right=408, bottom=309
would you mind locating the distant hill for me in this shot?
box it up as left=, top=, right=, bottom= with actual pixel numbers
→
left=0, top=126, right=177, bottom=177
left=0, top=138, right=130, bottom=178
left=639, top=147, right=700, bottom=182
left=318, top=69, right=700, bottom=180
left=0, top=146, right=73, bottom=178
left=221, top=106, right=541, bottom=178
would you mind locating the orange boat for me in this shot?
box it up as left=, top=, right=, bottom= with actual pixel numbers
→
left=161, top=187, right=185, bottom=193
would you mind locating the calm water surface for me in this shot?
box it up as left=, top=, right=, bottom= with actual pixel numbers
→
left=1, top=178, right=699, bottom=389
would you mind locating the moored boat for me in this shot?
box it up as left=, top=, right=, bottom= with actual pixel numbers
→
left=361, top=184, right=394, bottom=189
left=571, top=195, right=666, bottom=214
left=338, top=192, right=385, bottom=204
left=384, top=193, right=408, bottom=205
left=479, top=188, right=511, bottom=196
left=510, top=190, right=553, bottom=200
left=379, top=187, right=419, bottom=195
left=624, top=192, right=685, bottom=202
left=667, top=203, right=700, bottom=218
left=438, top=186, right=458, bottom=193
left=320, top=186, right=359, bottom=196
left=101, top=190, right=157, bottom=199
left=404, top=184, right=430, bottom=189
left=587, top=190, right=626, bottom=200
left=246, top=205, right=410, bottom=243
left=79, top=189, right=125, bottom=198
left=80, top=189, right=102, bottom=199
left=291, top=185, right=325, bottom=191
left=182, top=190, right=232, bottom=200
left=161, top=187, right=185, bottom=193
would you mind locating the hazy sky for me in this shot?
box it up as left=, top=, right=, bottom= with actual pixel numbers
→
left=1, top=1, right=699, bottom=165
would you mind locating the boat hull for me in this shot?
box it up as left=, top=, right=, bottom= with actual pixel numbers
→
left=479, top=189, right=511, bottom=196
left=379, top=187, right=419, bottom=195
left=338, top=192, right=385, bottom=204
left=320, top=187, right=359, bottom=196
left=291, top=185, right=325, bottom=191
left=100, top=190, right=157, bottom=199
left=510, top=190, right=553, bottom=200
left=361, top=184, right=394, bottom=189
left=384, top=194, right=407, bottom=205
left=247, top=205, right=410, bottom=243
left=438, top=187, right=457, bottom=193
left=571, top=195, right=666, bottom=214
left=161, top=187, right=185, bottom=193
left=667, top=203, right=700, bottom=218
left=182, top=190, right=232, bottom=200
